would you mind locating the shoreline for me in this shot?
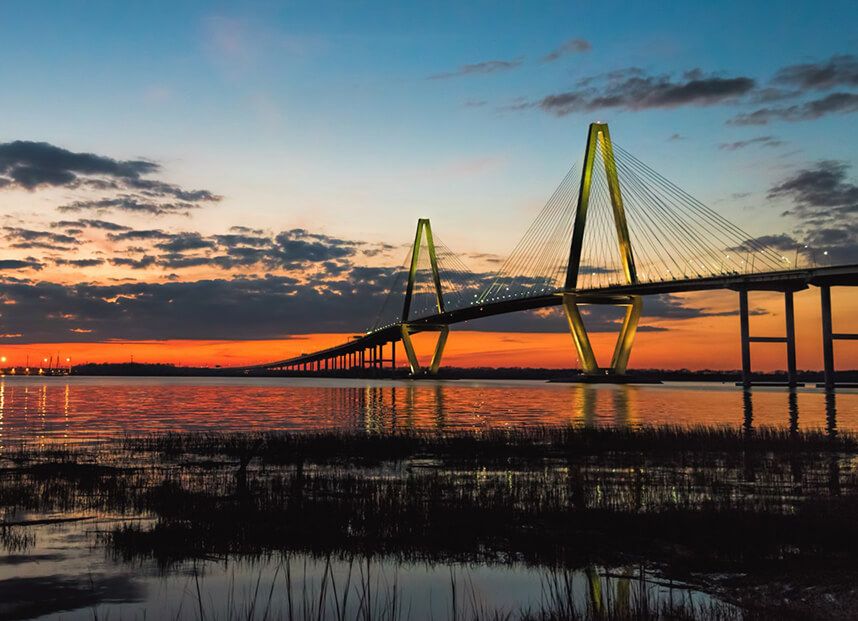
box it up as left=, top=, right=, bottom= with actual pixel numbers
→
left=5, top=362, right=858, bottom=384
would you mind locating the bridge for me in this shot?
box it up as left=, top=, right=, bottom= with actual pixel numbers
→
left=243, top=123, right=858, bottom=388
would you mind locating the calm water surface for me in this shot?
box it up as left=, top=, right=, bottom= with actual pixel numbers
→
left=0, top=376, right=854, bottom=447
left=0, top=376, right=851, bottom=619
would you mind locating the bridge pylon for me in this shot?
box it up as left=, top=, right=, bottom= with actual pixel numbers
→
left=563, top=123, right=642, bottom=375
left=400, top=218, right=449, bottom=375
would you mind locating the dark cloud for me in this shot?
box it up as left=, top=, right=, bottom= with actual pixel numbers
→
left=124, top=178, right=221, bottom=202
left=3, top=227, right=77, bottom=244
left=52, top=219, right=131, bottom=231
left=323, top=260, right=350, bottom=276
left=728, top=234, right=799, bottom=253
left=769, top=161, right=858, bottom=215
left=214, top=233, right=271, bottom=248
left=348, top=266, right=400, bottom=286
left=0, top=271, right=737, bottom=343
left=0, top=140, right=156, bottom=190
left=54, top=258, right=105, bottom=267
left=0, top=275, right=374, bottom=341
left=10, top=241, right=75, bottom=251
left=0, top=140, right=220, bottom=217
left=773, top=54, right=858, bottom=91
left=769, top=161, right=858, bottom=262
left=3, top=227, right=78, bottom=246
left=538, top=70, right=755, bottom=116
left=749, top=87, right=800, bottom=103
left=81, top=227, right=368, bottom=273
left=430, top=59, right=523, bottom=80
left=272, top=229, right=357, bottom=264
left=499, top=54, right=857, bottom=124
left=361, top=242, right=397, bottom=258
left=158, top=255, right=213, bottom=269
left=717, top=136, right=784, bottom=150
left=727, top=92, right=858, bottom=125
left=211, top=248, right=273, bottom=269
left=155, top=232, right=216, bottom=253
left=109, top=256, right=157, bottom=269
left=541, top=39, right=591, bottom=62
left=108, top=229, right=171, bottom=242
left=0, top=259, right=43, bottom=270
left=58, top=196, right=203, bottom=216
left=230, top=225, right=266, bottom=235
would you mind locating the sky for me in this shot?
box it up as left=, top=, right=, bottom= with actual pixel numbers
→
left=0, top=0, right=857, bottom=370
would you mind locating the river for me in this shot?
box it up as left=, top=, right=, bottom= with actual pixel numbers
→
left=0, top=376, right=853, bottom=447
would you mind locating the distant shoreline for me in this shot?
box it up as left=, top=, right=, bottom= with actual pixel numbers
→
left=10, top=362, right=856, bottom=383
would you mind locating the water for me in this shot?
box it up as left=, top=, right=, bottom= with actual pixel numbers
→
left=2, top=515, right=714, bottom=620
left=0, top=376, right=854, bottom=619
left=0, top=376, right=853, bottom=448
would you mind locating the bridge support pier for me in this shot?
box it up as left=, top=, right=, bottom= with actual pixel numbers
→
left=737, top=288, right=801, bottom=387
left=562, top=293, right=641, bottom=375
left=400, top=324, right=448, bottom=376
left=818, top=285, right=858, bottom=390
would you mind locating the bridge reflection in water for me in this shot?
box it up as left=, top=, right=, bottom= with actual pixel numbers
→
left=341, top=383, right=845, bottom=436
left=0, top=378, right=851, bottom=447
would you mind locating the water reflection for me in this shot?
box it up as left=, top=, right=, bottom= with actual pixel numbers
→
left=826, top=391, right=838, bottom=436
left=740, top=388, right=839, bottom=437
left=789, top=389, right=799, bottom=434
left=0, top=377, right=853, bottom=447
left=742, top=389, right=754, bottom=433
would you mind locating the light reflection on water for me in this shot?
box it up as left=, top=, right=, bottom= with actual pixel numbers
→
left=0, top=376, right=854, bottom=447
left=0, top=517, right=715, bottom=621
left=0, top=377, right=845, bottom=619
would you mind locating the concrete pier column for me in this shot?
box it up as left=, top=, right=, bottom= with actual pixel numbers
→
left=785, top=290, right=798, bottom=386
left=821, top=285, right=835, bottom=390
left=739, top=289, right=751, bottom=387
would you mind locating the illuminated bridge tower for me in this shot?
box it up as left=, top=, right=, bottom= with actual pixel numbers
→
left=563, top=123, right=642, bottom=376
left=399, top=218, right=449, bottom=375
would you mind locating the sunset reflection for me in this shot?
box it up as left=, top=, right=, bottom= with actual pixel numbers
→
left=0, top=377, right=852, bottom=449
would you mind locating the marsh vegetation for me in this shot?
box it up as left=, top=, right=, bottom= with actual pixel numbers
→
left=1, top=426, right=857, bottom=619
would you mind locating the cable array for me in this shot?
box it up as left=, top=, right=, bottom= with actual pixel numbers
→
left=610, top=143, right=792, bottom=284
left=477, top=164, right=580, bottom=302
left=367, top=250, right=411, bottom=332
left=369, top=136, right=800, bottom=329
left=367, top=233, right=484, bottom=331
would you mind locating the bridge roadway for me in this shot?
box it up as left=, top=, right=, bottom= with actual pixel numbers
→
left=241, top=264, right=858, bottom=371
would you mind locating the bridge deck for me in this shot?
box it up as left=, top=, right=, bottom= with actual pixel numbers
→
left=241, top=264, right=858, bottom=370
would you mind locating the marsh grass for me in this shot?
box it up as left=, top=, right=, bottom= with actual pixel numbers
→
left=2, top=426, right=858, bottom=617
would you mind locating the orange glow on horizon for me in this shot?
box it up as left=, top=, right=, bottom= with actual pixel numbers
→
left=0, top=288, right=853, bottom=371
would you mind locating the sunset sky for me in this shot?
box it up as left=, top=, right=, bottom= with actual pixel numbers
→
left=1, top=1, right=857, bottom=370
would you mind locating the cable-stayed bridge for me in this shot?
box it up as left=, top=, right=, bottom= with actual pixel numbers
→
left=244, top=123, right=858, bottom=388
